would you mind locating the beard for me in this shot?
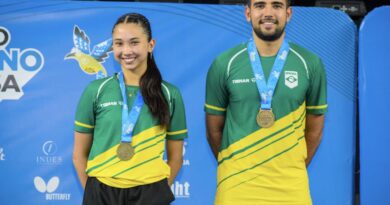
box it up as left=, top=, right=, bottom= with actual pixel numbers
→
left=252, top=20, right=286, bottom=42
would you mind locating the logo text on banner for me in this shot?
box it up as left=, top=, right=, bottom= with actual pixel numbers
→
left=0, top=27, right=44, bottom=101
left=0, top=147, right=5, bottom=161
left=34, top=176, right=71, bottom=201
left=183, top=141, right=190, bottom=166
left=36, top=140, right=62, bottom=165
left=171, top=181, right=190, bottom=198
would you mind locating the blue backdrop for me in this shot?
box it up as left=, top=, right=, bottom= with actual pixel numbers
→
left=0, top=1, right=356, bottom=204
left=359, top=6, right=390, bottom=205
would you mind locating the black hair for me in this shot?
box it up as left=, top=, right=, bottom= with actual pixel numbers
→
left=113, top=13, right=170, bottom=128
left=246, top=0, right=291, bottom=7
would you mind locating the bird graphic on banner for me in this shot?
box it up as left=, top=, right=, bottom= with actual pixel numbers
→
left=64, top=25, right=112, bottom=79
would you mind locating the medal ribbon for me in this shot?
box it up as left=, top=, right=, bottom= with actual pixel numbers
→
left=247, top=39, right=290, bottom=110
left=118, top=72, right=144, bottom=143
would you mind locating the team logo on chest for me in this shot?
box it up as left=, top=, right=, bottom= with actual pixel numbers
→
left=284, top=71, right=298, bottom=89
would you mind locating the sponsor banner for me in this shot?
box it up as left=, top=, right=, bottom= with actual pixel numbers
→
left=0, top=2, right=356, bottom=205
left=0, top=26, right=44, bottom=101
left=359, top=7, right=390, bottom=205
left=34, top=176, right=71, bottom=201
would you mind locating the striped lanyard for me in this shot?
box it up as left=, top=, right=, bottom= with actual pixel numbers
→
left=118, top=72, right=144, bottom=143
left=247, top=39, right=290, bottom=110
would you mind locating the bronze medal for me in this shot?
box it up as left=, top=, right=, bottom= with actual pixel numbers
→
left=256, top=109, right=275, bottom=128
left=116, top=142, right=134, bottom=161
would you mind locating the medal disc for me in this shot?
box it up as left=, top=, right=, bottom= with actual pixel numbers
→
left=116, top=142, right=134, bottom=161
left=256, top=109, right=275, bottom=128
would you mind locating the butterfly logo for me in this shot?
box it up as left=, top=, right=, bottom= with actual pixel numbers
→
left=34, top=176, right=59, bottom=193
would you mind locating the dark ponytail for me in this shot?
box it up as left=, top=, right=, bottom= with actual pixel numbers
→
left=113, top=13, right=170, bottom=127
left=140, top=53, right=170, bottom=127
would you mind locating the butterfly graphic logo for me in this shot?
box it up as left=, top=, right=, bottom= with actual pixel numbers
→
left=34, top=176, right=60, bottom=193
